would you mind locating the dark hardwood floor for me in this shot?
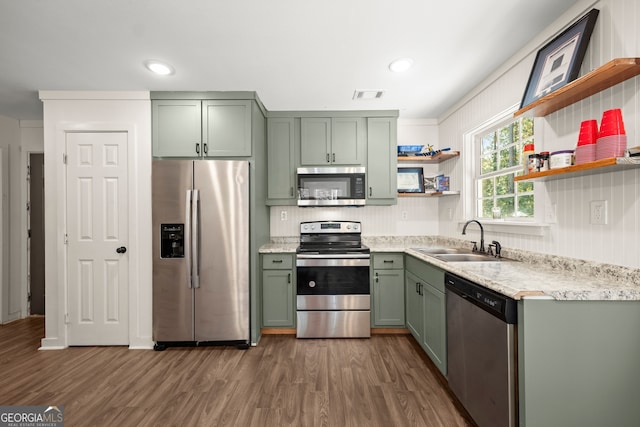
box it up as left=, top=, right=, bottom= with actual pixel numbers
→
left=0, top=317, right=473, bottom=426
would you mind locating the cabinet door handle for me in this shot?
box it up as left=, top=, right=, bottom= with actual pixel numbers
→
left=332, top=153, right=336, bottom=162
left=290, top=187, right=294, bottom=197
left=203, top=143, right=208, bottom=155
left=195, top=143, right=200, bottom=154
left=326, top=153, right=330, bottom=163
left=272, top=259, right=283, bottom=263
left=287, top=273, right=291, bottom=284
left=375, top=272, right=379, bottom=283
left=369, top=187, right=372, bottom=197
left=383, top=260, right=394, bottom=264
left=415, top=282, right=419, bottom=294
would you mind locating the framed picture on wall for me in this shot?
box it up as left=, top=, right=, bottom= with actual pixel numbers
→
left=520, top=8, right=599, bottom=108
left=397, top=167, right=424, bottom=193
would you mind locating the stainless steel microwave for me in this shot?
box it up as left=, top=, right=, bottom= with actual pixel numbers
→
left=297, top=167, right=366, bottom=207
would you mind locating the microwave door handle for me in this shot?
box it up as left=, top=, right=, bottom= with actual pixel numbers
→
left=184, top=190, right=192, bottom=288
left=191, top=189, right=200, bottom=288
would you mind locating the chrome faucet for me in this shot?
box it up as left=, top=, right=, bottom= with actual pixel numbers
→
left=462, top=220, right=485, bottom=252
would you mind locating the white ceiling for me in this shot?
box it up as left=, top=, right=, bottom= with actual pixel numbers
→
left=0, top=0, right=579, bottom=121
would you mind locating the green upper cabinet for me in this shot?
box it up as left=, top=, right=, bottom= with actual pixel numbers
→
left=152, top=100, right=202, bottom=157
left=202, top=100, right=252, bottom=157
left=367, top=117, right=397, bottom=204
left=300, top=117, right=365, bottom=166
left=152, top=98, right=252, bottom=158
left=267, top=117, right=296, bottom=204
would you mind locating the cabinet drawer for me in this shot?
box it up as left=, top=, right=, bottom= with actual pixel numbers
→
left=372, top=253, right=404, bottom=269
left=262, top=254, right=293, bottom=269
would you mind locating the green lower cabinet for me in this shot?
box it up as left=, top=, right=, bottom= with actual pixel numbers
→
left=405, top=256, right=447, bottom=375
left=405, top=270, right=424, bottom=341
left=372, top=254, right=405, bottom=327
left=518, top=299, right=640, bottom=427
left=421, top=280, right=446, bottom=373
left=261, top=254, right=295, bottom=328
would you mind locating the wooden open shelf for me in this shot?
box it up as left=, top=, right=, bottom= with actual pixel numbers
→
left=398, top=191, right=460, bottom=197
left=514, top=157, right=640, bottom=182
left=397, top=151, right=459, bottom=163
left=514, top=58, right=640, bottom=117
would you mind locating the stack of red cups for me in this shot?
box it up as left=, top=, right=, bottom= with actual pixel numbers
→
left=574, top=119, right=597, bottom=164
left=596, top=108, right=627, bottom=160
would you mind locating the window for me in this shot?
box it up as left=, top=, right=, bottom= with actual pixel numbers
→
left=476, top=117, right=534, bottom=219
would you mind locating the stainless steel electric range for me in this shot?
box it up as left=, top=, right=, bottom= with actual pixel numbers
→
left=295, top=220, right=371, bottom=338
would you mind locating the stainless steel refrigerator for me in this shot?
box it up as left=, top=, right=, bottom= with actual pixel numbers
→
left=152, top=160, right=250, bottom=350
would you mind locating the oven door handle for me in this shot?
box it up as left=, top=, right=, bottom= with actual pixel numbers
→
left=296, top=258, right=370, bottom=268
left=296, top=253, right=370, bottom=259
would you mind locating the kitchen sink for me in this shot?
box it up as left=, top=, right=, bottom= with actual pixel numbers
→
left=412, top=247, right=509, bottom=262
left=431, top=253, right=502, bottom=262
left=413, top=247, right=475, bottom=255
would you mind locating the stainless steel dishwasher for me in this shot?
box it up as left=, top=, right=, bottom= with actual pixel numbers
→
left=445, top=272, right=518, bottom=427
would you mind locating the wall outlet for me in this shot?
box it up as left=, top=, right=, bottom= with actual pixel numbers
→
left=401, top=211, right=408, bottom=220
left=545, top=203, right=557, bottom=224
left=590, top=200, right=607, bottom=225
left=280, top=210, right=288, bottom=221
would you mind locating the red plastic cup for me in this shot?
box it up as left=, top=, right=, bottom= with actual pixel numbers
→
left=599, top=108, right=626, bottom=137
left=577, top=119, right=598, bottom=146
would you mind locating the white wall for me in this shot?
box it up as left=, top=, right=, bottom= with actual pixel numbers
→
left=270, top=119, right=443, bottom=237
left=438, top=0, right=640, bottom=269
left=39, top=92, right=152, bottom=349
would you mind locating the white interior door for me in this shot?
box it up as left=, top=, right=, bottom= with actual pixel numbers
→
left=66, top=132, right=129, bottom=345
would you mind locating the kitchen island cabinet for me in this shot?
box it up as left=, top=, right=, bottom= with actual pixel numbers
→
left=371, top=253, right=405, bottom=327
left=261, top=254, right=295, bottom=328
left=405, top=255, right=447, bottom=375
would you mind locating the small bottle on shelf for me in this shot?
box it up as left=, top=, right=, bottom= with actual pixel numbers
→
left=523, top=143, right=535, bottom=174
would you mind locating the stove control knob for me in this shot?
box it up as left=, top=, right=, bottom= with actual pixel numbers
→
left=310, top=224, right=316, bottom=230
left=308, top=281, right=316, bottom=288
left=302, top=224, right=308, bottom=231
left=346, top=225, right=351, bottom=230
left=354, top=224, right=360, bottom=231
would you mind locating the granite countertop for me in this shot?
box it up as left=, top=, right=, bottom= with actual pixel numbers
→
left=260, top=236, right=640, bottom=301
left=259, top=242, right=298, bottom=253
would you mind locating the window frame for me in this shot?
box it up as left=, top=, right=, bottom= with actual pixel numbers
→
left=475, top=116, right=534, bottom=220
left=462, top=104, right=547, bottom=234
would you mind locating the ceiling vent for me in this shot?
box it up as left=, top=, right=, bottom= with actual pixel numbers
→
left=352, top=90, right=384, bottom=100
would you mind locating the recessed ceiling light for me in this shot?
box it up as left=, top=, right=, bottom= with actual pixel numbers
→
left=389, top=58, right=413, bottom=72
left=144, top=60, right=174, bottom=75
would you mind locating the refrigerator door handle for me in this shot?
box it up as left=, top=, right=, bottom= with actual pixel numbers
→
left=192, top=189, right=201, bottom=288
left=185, top=190, right=193, bottom=288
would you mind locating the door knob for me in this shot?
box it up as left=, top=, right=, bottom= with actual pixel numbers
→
left=116, top=246, right=127, bottom=254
